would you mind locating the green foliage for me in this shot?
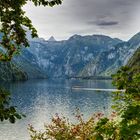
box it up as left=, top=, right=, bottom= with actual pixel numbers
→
left=0, top=87, right=24, bottom=123
left=0, top=0, right=62, bottom=61
left=112, top=66, right=140, bottom=140
left=127, top=48, right=140, bottom=74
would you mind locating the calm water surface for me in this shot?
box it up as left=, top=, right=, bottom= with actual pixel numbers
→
left=0, top=79, right=114, bottom=140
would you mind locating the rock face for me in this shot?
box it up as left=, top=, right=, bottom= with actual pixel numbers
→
left=79, top=33, right=140, bottom=77
left=1, top=32, right=139, bottom=79
left=14, top=33, right=140, bottom=78
left=14, top=34, right=123, bottom=78
left=13, top=48, right=48, bottom=79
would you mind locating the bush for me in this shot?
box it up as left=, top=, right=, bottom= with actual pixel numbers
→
left=28, top=110, right=119, bottom=140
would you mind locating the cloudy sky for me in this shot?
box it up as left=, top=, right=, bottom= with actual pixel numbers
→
left=24, top=0, right=140, bottom=41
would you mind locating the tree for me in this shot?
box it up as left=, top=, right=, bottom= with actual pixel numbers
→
left=112, top=66, right=140, bottom=139
left=0, top=0, right=62, bottom=123
left=0, top=0, right=62, bottom=61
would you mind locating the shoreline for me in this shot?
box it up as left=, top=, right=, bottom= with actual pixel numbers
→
left=67, top=76, right=112, bottom=80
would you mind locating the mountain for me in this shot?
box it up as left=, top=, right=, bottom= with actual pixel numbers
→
left=13, top=34, right=122, bottom=78
left=13, top=48, right=48, bottom=79
left=0, top=34, right=28, bottom=81
left=0, top=62, right=27, bottom=81
left=127, top=47, right=140, bottom=74
left=113, top=38, right=123, bottom=43
left=79, top=33, right=140, bottom=77
left=1, top=32, right=139, bottom=79
left=48, top=36, right=56, bottom=42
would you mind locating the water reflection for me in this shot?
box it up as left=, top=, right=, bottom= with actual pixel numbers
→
left=0, top=79, right=113, bottom=140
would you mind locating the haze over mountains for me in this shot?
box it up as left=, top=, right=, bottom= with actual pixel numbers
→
left=0, top=32, right=140, bottom=80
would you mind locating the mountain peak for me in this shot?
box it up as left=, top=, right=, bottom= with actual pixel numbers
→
left=48, top=36, right=56, bottom=42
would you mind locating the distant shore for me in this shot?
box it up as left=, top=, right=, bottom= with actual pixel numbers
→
left=67, top=76, right=112, bottom=80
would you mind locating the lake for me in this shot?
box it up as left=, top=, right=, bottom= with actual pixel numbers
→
left=0, top=79, right=114, bottom=140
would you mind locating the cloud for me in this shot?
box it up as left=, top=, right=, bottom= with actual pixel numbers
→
left=24, top=0, right=140, bottom=40
left=88, top=20, right=119, bottom=26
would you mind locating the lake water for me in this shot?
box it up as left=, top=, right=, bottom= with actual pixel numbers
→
left=0, top=79, right=114, bottom=140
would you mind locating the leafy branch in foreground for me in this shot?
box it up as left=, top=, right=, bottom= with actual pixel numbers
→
left=112, top=66, right=140, bottom=140
left=0, top=0, right=62, bottom=61
left=0, top=0, right=62, bottom=123
left=0, top=87, right=24, bottom=123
